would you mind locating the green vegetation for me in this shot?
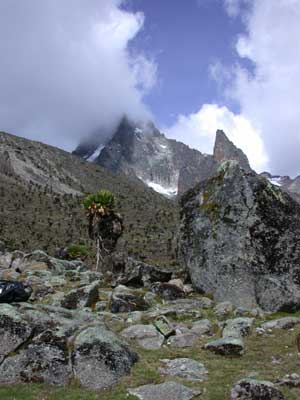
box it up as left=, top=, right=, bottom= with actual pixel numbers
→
left=66, top=243, right=89, bottom=259
left=83, top=189, right=115, bottom=211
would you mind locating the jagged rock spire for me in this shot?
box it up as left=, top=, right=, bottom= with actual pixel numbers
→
left=213, top=130, right=251, bottom=172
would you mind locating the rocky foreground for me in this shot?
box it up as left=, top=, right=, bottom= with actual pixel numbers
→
left=1, top=243, right=300, bottom=399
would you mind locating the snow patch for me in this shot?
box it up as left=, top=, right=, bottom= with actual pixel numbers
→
left=268, top=177, right=282, bottom=186
left=145, top=180, right=177, bottom=197
left=134, top=127, right=143, bottom=134
left=86, top=145, right=104, bottom=162
left=160, top=144, right=167, bottom=149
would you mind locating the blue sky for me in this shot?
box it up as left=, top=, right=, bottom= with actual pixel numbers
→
left=124, top=0, right=246, bottom=125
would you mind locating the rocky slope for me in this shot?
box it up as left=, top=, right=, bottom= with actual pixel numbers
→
left=74, top=117, right=251, bottom=197
left=0, top=244, right=299, bottom=399
left=0, top=131, right=178, bottom=266
left=179, top=160, right=300, bottom=312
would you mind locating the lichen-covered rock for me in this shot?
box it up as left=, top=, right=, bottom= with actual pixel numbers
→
left=0, top=303, right=138, bottom=389
left=231, top=379, right=285, bottom=399
left=0, top=304, right=32, bottom=362
left=0, top=330, right=71, bottom=385
left=179, top=161, right=300, bottom=311
left=72, top=325, right=138, bottom=389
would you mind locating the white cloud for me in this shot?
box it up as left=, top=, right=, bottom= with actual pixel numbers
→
left=224, top=0, right=300, bottom=176
left=224, top=0, right=248, bottom=17
left=165, top=104, right=268, bottom=171
left=0, top=0, right=156, bottom=149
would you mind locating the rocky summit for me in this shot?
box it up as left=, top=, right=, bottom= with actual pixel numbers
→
left=74, top=117, right=254, bottom=198
left=179, top=160, right=300, bottom=312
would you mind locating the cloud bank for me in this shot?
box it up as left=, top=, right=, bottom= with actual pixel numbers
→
left=229, top=0, right=300, bottom=176
left=165, top=104, right=267, bottom=171
left=0, top=0, right=156, bottom=149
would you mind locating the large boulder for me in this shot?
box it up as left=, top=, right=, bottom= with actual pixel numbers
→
left=179, top=161, right=300, bottom=312
left=0, top=303, right=138, bottom=389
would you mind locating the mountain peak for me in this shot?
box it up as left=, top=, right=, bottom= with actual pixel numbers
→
left=213, top=130, right=251, bottom=172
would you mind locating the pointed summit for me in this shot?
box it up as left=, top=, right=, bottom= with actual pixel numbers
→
left=213, top=130, right=251, bottom=172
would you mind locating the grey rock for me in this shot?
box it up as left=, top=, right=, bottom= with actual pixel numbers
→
left=0, top=304, right=32, bottom=362
left=204, top=337, right=244, bottom=356
left=121, top=324, right=164, bottom=350
left=0, top=330, right=71, bottom=385
left=179, top=161, right=300, bottom=311
left=191, top=319, right=212, bottom=336
left=276, top=373, right=300, bottom=387
left=72, top=325, right=138, bottom=389
left=0, top=241, right=5, bottom=253
left=60, top=281, right=100, bottom=309
left=0, top=253, right=12, bottom=269
left=231, top=379, right=285, bottom=399
left=113, top=256, right=172, bottom=287
left=110, top=285, right=150, bottom=313
left=168, top=332, right=198, bottom=348
left=214, top=301, right=234, bottom=317
left=95, top=301, right=108, bottom=312
left=128, top=381, right=201, bottom=400
left=151, top=282, right=185, bottom=300
left=159, top=358, right=208, bottom=381
left=127, top=311, right=143, bottom=324
left=261, top=317, right=300, bottom=331
left=222, top=318, right=254, bottom=338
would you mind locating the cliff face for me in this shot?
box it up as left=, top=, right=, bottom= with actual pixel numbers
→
left=178, top=160, right=300, bottom=312
left=213, top=129, right=251, bottom=172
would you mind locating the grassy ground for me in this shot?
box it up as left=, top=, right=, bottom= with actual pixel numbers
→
left=1, top=313, right=300, bottom=400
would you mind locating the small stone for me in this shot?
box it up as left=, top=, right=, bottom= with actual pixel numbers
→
left=168, top=332, right=198, bottom=348
left=231, top=379, right=285, bottom=399
left=159, top=358, right=208, bottom=381
left=127, top=311, right=143, bottom=324
left=204, top=337, right=244, bottom=356
left=261, top=317, right=300, bottom=331
left=110, top=285, right=150, bottom=313
left=128, top=381, right=201, bottom=400
left=222, top=318, right=254, bottom=338
left=151, top=282, right=185, bottom=300
left=276, top=373, right=300, bottom=387
left=214, top=301, right=234, bottom=317
left=95, top=301, right=108, bottom=312
left=121, top=324, right=164, bottom=350
left=190, top=319, right=212, bottom=336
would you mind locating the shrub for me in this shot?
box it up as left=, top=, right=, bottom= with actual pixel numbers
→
left=67, top=244, right=89, bottom=259
left=83, top=189, right=115, bottom=211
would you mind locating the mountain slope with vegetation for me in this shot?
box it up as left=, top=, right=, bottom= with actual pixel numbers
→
left=0, top=131, right=178, bottom=266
